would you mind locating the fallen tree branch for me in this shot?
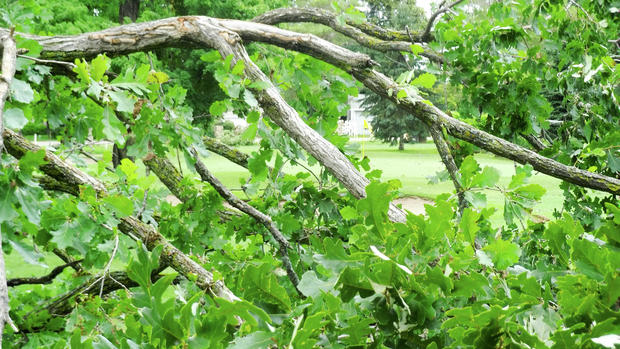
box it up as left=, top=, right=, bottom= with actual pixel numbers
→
left=428, top=124, right=467, bottom=217
left=350, top=68, right=620, bottom=194
left=52, top=248, right=84, bottom=273
left=0, top=28, right=20, bottom=337
left=202, top=136, right=249, bottom=169
left=250, top=8, right=444, bottom=63
left=7, top=260, right=83, bottom=287
left=2, top=129, right=240, bottom=303
left=191, top=149, right=301, bottom=293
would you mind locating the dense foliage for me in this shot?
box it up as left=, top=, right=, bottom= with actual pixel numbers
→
left=0, top=0, right=618, bottom=348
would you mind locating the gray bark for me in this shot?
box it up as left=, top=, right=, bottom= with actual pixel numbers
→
left=0, top=30, right=19, bottom=340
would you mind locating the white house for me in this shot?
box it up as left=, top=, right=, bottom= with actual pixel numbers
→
left=338, top=94, right=373, bottom=137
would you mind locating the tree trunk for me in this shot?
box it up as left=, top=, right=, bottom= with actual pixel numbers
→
left=398, top=136, right=404, bottom=151
left=119, top=0, right=140, bottom=24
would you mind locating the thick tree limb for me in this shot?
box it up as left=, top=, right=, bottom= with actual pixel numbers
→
left=351, top=69, right=620, bottom=194
left=0, top=29, right=20, bottom=338
left=2, top=129, right=240, bottom=303
left=0, top=29, right=17, bottom=152
left=250, top=8, right=444, bottom=63
left=7, top=260, right=82, bottom=287
left=203, top=136, right=249, bottom=169
left=143, top=153, right=185, bottom=200
left=253, top=7, right=418, bottom=41
left=191, top=150, right=301, bottom=292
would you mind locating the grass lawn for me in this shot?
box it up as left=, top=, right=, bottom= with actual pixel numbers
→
left=197, top=140, right=564, bottom=222
left=7, top=139, right=565, bottom=278
left=360, top=141, right=564, bottom=220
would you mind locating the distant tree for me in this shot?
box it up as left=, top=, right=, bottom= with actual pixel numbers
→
left=361, top=0, right=430, bottom=150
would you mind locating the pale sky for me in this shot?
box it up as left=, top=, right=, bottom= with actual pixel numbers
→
left=417, top=0, right=435, bottom=17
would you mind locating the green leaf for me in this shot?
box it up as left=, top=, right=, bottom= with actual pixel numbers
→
left=127, top=244, right=162, bottom=289
left=471, top=166, right=500, bottom=188
left=10, top=78, right=34, bottom=103
left=73, top=58, right=90, bottom=83
left=242, top=263, right=291, bottom=311
left=0, top=186, right=17, bottom=223
left=297, top=271, right=336, bottom=298
left=102, top=106, right=126, bottom=145
left=229, top=331, right=274, bottom=349
left=15, top=186, right=40, bottom=225
left=411, top=44, right=424, bottom=55
left=108, top=90, right=134, bottom=113
left=103, top=195, right=134, bottom=218
left=483, top=239, right=521, bottom=270
left=200, top=50, right=221, bottom=62
left=243, top=90, right=258, bottom=107
left=411, top=73, right=436, bottom=89
left=9, top=239, right=47, bottom=267
left=209, top=100, right=228, bottom=116
left=459, top=156, right=480, bottom=187
left=337, top=267, right=374, bottom=302
left=396, top=89, right=407, bottom=99
left=90, top=55, right=110, bottom=82
left=357, top=181, right=391, bottom=240
left=231, top=60, right=245, bottom=75
left=241, top=123, right=258, bottom=142
left=459, top=207, right=480, bottom=245
left=339, top=206, right=358, bottom=220
left=4, top=108, right=28, bottom=130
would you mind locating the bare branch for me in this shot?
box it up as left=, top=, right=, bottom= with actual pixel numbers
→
left=191, top=149, right=301, bottom=293
left=428, top=124, right=467, bottom=217
left=521, top=133, right=547, bottom=152
left=7, top=260, right=83, bottom=287
left=422, top=0, right=465, bottom=42
left=0, top=28, right=20, bottom=336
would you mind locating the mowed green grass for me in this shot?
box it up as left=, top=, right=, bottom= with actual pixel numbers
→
left=361, top=141, right=564, bottom=219
left=199, top=141, right=563, bottom=220
left=7, top=140, right=564, bottom=277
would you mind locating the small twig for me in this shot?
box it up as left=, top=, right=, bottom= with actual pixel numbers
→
left=16, top=54, right=76, bottom=68
left=291, top=160, right=322, bottom=190
left=82, top=234, right=120, bottom=297
left=79, top=150, right=115, bottom=173
left=137, top=189, right=149, bottom=219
